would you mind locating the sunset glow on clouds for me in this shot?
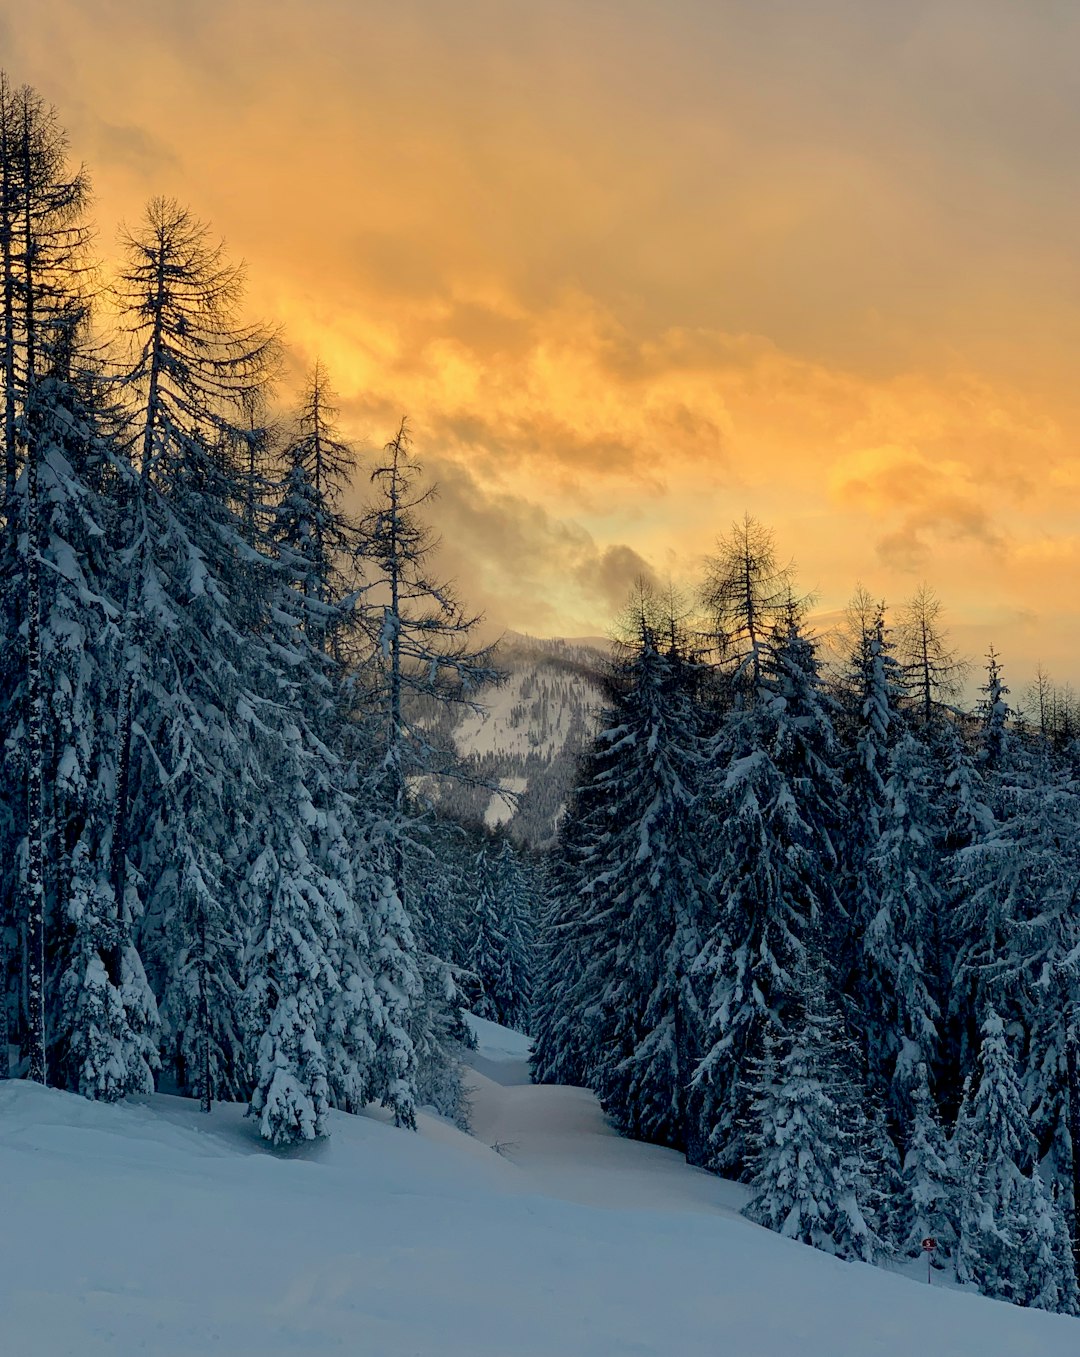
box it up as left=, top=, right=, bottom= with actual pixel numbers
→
left=7, top=0, right=1080, bottom=683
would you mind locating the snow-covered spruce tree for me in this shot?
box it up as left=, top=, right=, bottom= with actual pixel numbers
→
left=978, top=645, right=1011, bottom=771
left=238, top=594, right=353, bottom=1144
left=931, top=658, right=998, bottom=1112
left=861, top=726, right=945, bottom=1133
left=274, top=361, right=356, bottom=654
left=0, top=78, right=93, bottom=1085
left=335, top=831, right=420, bottom=1128
left=833, top=598, right=900, bottom=999
left=952, top=725, right=1080, bottom=1182
left=834, top=593, right=954, bottom=1135
left=239, top=715, right=421, bottom=1143
left=236, top=354, right=423, bottom=1142
left=111, top=197, right=277, bottom=1111
left=0, top=81, right=157, bottom=1095
left=490, top=835, right=535, bottom=1033
left=38, top=311, right=159, bottom=1099
left=577, top=603, right=709, bottom=1155
left=463, top=838, right=506, bottom=1025
left=862, top=1096, right=905, bottom=1251
left=406, top=814, right=471, bottom=971
left=352, top=418, right=497, bottom=1117
left=955, top=1012, right=1078, bottom=1313
left=239, top=757, right=335, bottom=1145
left=530, top=734, right=615, bottom=1090
left=900, top=1061, right=960, bottom=1260
left=889, top=586, right=969, bottom=1118
left=464, top=831, right=534, bottom=1032
left=742, top=955, right=877, bottom=1262
left=404, top=815, right=476, bottom=1115
left=694, top=606, right=843, bottom=1173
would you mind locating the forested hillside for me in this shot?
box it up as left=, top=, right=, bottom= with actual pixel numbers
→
left=532, top=543, right=1080, bottom=1314
left=0, top=74, right=523, bottom=1144
left=426, top=631, right=607, bottom=847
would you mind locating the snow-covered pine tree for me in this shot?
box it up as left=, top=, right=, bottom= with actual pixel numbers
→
left=338, top=834, right=420, bottom=1128
left=932, top=659, right=998, bottom=1113
left=111, top=197, right=277, bottom=1111
left=353, top=418, right=497, bottom=1116
left=406, top=814, right=472, bottom=971
left=861, top=1095, right=905, bottom=1253
left=490, top=835, right=535, bottom=1033
left=274, top=361, right=355, bottom=655
left=576, top=604, right=709, bottom=1155
left=694, top=606, right=842, bottom=1172
left=834, top=598, right=900, bottom=1001
left=529, top=739, right=612, bottom=1090
left=38, top=309, right=159, bottom=1099
left=463, top=838, right=507, bottom=1025
left=240, top=758, right=336, bottom=1145
left=0, top=80, right=158, bottom=1095
left=1021, top=1175, right=1080, bottom=1315
left=235, top=354, right=425, bottom=1142
left=743, top=954, right=877, bottom=1262
left=461, top=830, right=535, bottom=1032
left=0, top=78, right=92, bottom=1085
left=953, top=721, right=1080, bottom=1184
left=955, top=1012, right=1077, bottom=1312
left=900, top=1061, right=960, bottom=1260
left=978, top=645, right=1011, bottom=771
left=862, top=726, right=944, bottom=1133
left=403, top=815, right=476, bottom=1121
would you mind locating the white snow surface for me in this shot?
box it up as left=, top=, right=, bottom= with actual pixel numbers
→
left=1, top=1024, right=1076, bottom=1356
left=483, top=776, right=527, bottom=829
left=453, top=663, right=601, bottom=763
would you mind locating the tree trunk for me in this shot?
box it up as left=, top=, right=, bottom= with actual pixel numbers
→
left=0, top=931, right=9, bottom=1077
left=1066, top=1025, right=1080, bottom=1283
left=0, top=77, right=16, bottom=510
left=21, top=95, right=45, bottom=1085
left=198, top=904, right=212, bottom=1114
left=24, top=396, right=45, bottom=1084
left=110, top=247, right=165, bottom=931
left=675, top=983, right=706, bottom=1166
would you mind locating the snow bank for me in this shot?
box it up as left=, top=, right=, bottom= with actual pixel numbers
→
left=1, top=1047, right=1076, bottom=1356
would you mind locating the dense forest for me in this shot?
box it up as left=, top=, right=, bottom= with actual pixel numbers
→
left=4, top=74, right=1080, bottom=1319
left=0, top=75, right=536, bottom=1143
left=534, top=544, right=1080, bottom=1313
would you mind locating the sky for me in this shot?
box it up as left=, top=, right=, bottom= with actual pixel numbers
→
left=6, top=0, right=1080, bottom=691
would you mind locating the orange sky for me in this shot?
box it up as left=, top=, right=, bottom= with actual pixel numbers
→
left=7, top=0, right=1080, bottom=692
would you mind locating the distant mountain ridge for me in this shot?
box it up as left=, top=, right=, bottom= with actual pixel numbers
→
left=432, top=631, right=610, bottom=848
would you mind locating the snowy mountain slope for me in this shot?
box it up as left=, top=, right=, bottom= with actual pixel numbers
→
left=1, top=1029, right=1077, bottom=1357
left=435, top=632, right=608, bottom=846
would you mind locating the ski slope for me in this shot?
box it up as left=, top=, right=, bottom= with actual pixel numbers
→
left=0, top=1020, right=1076, bottom=1357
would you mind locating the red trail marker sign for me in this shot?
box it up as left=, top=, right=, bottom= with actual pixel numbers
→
left=921, top=1237, right=937, bottom=1284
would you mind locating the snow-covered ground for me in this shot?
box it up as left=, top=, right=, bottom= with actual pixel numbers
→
left=483, top=776, right=528, bottom=829
left=1, top=1022, right=1076, bottom=1356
